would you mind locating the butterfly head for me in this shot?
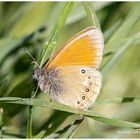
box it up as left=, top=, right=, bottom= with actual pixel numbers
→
left=32, top=67, right=44, bottom=81
left=32, top=67, right=48, bottom=92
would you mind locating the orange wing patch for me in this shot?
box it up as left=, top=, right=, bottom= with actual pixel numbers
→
left=46, top=26, right=104, bottom=69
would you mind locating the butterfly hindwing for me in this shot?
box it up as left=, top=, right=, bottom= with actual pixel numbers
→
left=49, top=66, right=102, bottom=109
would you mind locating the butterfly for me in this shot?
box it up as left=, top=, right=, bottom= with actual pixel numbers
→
left=33, top=26, right=104, bottom=109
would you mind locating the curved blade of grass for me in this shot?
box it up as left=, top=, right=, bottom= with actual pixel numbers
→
left=104, top=19, right=122, bottom=42
left=101, top=32, right=139, bottom=76
left=96, top=97, right=140, bottom=104
left=103, top=31, right=140, bottom=58
left=0, top=77, right=9, bottom=97
left=61, top=115, right=84, bottom=138
left=40, top=2, right=74, bottom=67
left=1, top=3, right=32, bottom=35
left=0, top=37, right=24, bottom=64
left=9, top=3, right=51, bottom=37
left=67, top=2, right=111, bottom=25
left=0, top=77, right=34, bottom=121
left=0, top=97, right=140, bottom=129
left=3, top=132, right=25, bottom=138
left=34, top=111, right=71, bottom=138
left=48, top=115, right=84, bottom=138
left=106, top=3, right=140, bottom=48
left=82, top=2, right=100, bottom=27
left=0, top=27, right=46, bottom=67
left=88, top=115, right=140, bottom=129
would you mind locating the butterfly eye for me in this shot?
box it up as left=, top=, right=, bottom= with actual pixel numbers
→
left=81, top=69, right=86, bottom=74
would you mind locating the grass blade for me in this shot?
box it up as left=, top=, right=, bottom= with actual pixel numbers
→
left=3, top=132, right=25, bottom=138
left=82, top=2, right=100, bottom=27
left=34, top=111, right=71, bottom=138
left=104, top=19, right=122, bottom=42
left=0, top=77, right=9, bottom=97
left=106, top=3, right=140, bottom=48
left=26, top=106, right=33, bottom=138
left=101, top=32, right=139, bottom=76
left=40, top=2, right=74, bottom=67
left=0, top=77, right=34, bottom=121
left=96, top=97, right=140, bottom=104
left=0, top=97, right=140, bottom=129
left=0, top=27, right=46, bottom=67
left=88, top=115, right=140, bottom=129
left=0, top=108, right=4, bottom=138
left=49, top=115, right=84, bottom=138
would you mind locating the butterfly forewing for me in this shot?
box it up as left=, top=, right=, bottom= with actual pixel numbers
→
left=45, top=26, right=104, bottom=69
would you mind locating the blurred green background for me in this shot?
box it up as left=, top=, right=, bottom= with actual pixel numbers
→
left=0, top=2, right=140, bottom=138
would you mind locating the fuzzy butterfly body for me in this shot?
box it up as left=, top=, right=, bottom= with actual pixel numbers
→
left=33, top=26, right=104, bottom=109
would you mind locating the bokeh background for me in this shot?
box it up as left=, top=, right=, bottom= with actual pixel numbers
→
left=0, top=2, right=140, bottom=138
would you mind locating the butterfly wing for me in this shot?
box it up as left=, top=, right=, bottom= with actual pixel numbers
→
left=45, top=26, right=104, bottom=69
left=49, top=66, right=102, bottom=109
left=42, top=26, right=104, bottom=109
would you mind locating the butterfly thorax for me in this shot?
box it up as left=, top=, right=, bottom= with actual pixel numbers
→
left=32, top=67, right=62, bottom=95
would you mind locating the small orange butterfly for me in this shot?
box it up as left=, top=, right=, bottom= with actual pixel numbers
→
left=33, top=26, right=104, bottom=109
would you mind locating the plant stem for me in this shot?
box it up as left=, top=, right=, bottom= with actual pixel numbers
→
left=26, top=106, right=33, bottom=138
left=0, top=108, right=4, bottom=138
left=26, top=88, right=38, bottom=138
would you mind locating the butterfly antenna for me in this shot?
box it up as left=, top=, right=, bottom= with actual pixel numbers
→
left=24, top=48, right=40, bottom=68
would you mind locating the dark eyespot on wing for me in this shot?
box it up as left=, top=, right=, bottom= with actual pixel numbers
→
left=88, top=76, right=91, bottom=79
left=86, top=88, right=89, bottom=92
left=82, top=96, right=86, bottom=100
left=89, top=82, right=92, bottom=86
left=77, top=101, right=80, bottom=104
left=81, top=69, right=86, bottom=74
